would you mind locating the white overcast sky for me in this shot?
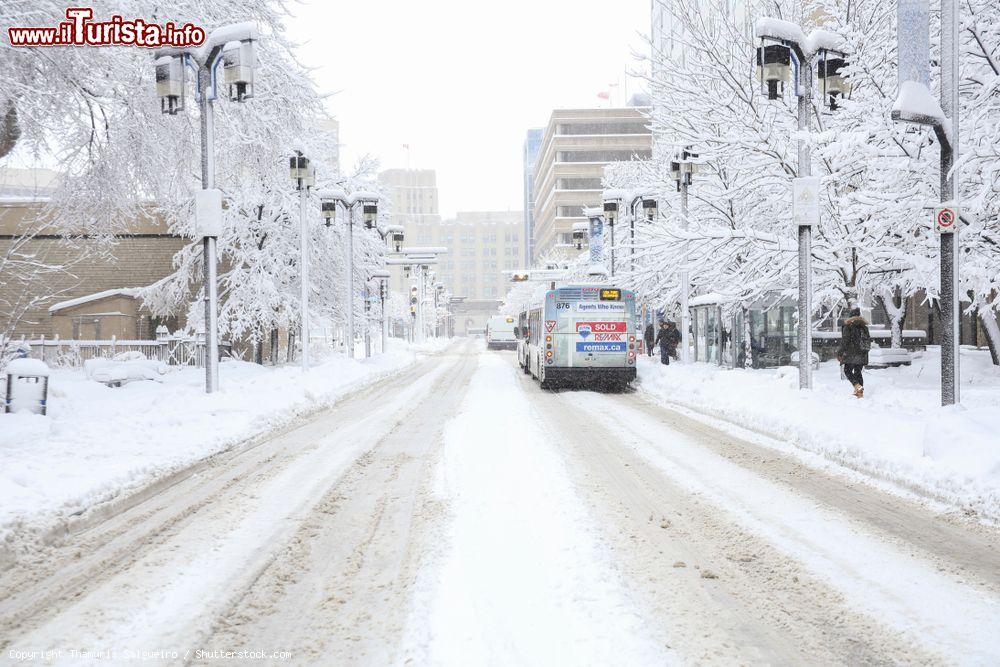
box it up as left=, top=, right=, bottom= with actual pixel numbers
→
left=286, top=0, right=651, bottom=218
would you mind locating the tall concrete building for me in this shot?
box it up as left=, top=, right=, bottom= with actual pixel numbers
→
left=522, top=128, right=543, bottom=267
left=413, top=210, right=522, bottom=301
left=412, top=210, right=522, bottom=335
left=531, top=107, right=652, bottom=258
left=377, top=169, right=524, bottom=332
left=377, top=169, right=442, bottom=296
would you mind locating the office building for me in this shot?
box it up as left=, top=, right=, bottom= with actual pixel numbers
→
left=522, top=128, right=543, bottom=266
left=531, top=107, right=652, bottom=258
left=377, top=169, right=524, bottom=332
left=377, top=168, right=442, bottom=297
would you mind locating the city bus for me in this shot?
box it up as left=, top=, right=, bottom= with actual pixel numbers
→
left=486, top=315, right=517, bottom=350
left=516, top=285, right=637, bottom=389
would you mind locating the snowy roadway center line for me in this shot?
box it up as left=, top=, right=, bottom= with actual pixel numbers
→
left=403, top=353, right=669, bottom=666
left=11, top=361, right=453, bottom=654
left=574, top=393, right=1000, bottom=663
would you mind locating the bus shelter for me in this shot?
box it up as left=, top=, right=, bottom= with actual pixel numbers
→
left=688, top=293, right=798, bottom=369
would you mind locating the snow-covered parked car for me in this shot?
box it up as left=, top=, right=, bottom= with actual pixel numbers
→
left=867, top=347, right=912, bottom=368
left=84, top=352, right=168, bottom=387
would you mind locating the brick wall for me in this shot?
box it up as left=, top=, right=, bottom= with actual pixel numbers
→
left=0, top=235, right=189, bottom=339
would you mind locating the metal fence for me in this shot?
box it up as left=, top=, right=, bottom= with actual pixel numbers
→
left=12, top=336, right=232, bottom=368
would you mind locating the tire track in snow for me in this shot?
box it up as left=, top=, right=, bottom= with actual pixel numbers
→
left=574, top=390, right=1000, bottom=664
left=401, top=352, right=669, bottom=665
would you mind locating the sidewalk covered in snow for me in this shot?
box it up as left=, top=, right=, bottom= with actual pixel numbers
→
left=637, top=347, right=1000, bottom=521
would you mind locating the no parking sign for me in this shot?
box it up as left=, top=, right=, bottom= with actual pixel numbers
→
left=935, top=206, right=958, bottom=234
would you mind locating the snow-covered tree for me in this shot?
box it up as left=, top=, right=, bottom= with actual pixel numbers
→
left=1, top=1, right=374, bottom=354
left=615, top=0, right=948, bottom=350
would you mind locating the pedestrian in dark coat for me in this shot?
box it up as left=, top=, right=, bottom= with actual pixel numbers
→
left=655, top=321, right=681, bottom=365
left=644, top=323, right=655, bottom=357
left=837, top=307, right=871, bottom=398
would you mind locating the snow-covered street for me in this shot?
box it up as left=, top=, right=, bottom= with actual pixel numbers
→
left=3, top=343, right=998, bottom=665
left=5, top=0, right=1000, bottom=663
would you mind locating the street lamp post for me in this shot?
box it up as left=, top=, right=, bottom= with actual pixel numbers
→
left=754, top=19, right=845, bottom=390
left=154, top=22, right=258, bottom=393
left=372, top=224, right=403, bottom=350
left=371, top=269, right=391, bottom=353
left=434, top=284, right=445, bottom=337
left=891, top=0, right=961, bottom=406
left=290, top=151, right=315, bottom=371
left=601, top=190, right=625, bottom=278
left=671, top=149, right=698, bottom=364
left=318, top=189, right=379, bottom=359
left=386, top=247, right=448, bottom=344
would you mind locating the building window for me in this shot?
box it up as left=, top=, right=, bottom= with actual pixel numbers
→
left=557, top=206, right=586, bottom=218
left=557, top=149, right=651, bottom=163
left=557, top=177, right=603, bottom=190
left=557, top=121, right=649, bottom=135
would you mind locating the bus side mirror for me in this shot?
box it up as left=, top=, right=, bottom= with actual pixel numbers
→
left=515, top=327, right=524, bottom=339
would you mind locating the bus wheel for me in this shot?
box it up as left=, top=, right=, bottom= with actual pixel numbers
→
left=539, top=364, right=553, bottom=390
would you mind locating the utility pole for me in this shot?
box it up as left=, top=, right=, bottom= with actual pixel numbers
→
left=940, top=0, right=960, bottom=405
left=299, top=181, right=310, bottom=370
left=672, top=151, right=697, bottom=364
left=755, top=21, right=845, bottom=390
left=891, top=0, right=960, bottom=405
left=197, top=65, right=220, bottom=391
left=156, top=23, right=258, bottom=393
left=345, top=206, right=355, bottom=358
left=381, top=280, right=389, bottom=352
left=290, top=151, right=315, bottom=371
left=678, top=178, right=691, bottom=365
left=363, top=283, right=371, bottom=358
left=417, top=265, right=427, bottom=343
left=796, top=54, right=815, bottom=390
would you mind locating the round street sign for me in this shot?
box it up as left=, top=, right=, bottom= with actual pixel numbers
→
left=935, top=207, right=957, bottom=233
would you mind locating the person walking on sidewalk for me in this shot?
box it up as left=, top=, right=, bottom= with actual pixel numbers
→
left=644, top=322, right=655, bottom=357
left=655, top=321, right=681, bottom=366
left=837, top=307, right=871, bottom=398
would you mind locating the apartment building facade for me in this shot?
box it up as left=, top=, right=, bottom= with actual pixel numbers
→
left=531, top=107, right=652, bottom=259
left=377, top=168, right=524, bottom=303
left=377, top=168, right=442, bottom=298
left=409, top=210, right=523, bottom=301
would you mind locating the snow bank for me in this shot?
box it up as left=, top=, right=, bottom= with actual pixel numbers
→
left=0, top=339, right=446, bottom=557
left=637, top=348, right=1000, bottom=521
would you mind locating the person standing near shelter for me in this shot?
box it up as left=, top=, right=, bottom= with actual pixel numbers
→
left=655, top=321, right=681, bottom=365
left=644, top=322, right=655, bottom=357
left=837, top=307, right=871, bottom=398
